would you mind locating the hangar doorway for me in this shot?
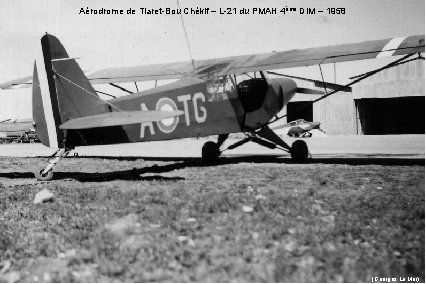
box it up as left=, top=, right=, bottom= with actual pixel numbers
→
left=356, top=97, right=425, bottom=134
left=287, top=101, right=313, bottom=122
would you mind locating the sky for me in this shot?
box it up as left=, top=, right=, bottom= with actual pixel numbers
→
left=0, top=0, right=424, bottom=119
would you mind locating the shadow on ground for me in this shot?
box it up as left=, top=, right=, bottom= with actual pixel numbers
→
left=0, top=155, right=423, bottom=182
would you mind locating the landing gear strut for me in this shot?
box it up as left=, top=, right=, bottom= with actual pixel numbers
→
left=34, top=148, right=71, bottom=181
left=202, top=127, right=310, bottom=163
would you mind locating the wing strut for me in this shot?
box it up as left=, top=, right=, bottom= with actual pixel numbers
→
left=349, top=54, right=424, bottom=80
left=109, top=83, right=133, bottom=94
left=95, top=90, right=116, bottom=98
left=267, top=71, right=352, bottom=92
left=266, top=53, right=423, bottom=126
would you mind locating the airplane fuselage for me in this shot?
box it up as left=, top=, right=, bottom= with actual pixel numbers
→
left=110, top=77, right=243, bottom=142
left=63, top=76, right=297, bottom=147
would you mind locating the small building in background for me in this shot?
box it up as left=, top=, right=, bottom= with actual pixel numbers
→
left=353, top=59, right=424, bottom=135
left=275, top=59, right=424, bottom=135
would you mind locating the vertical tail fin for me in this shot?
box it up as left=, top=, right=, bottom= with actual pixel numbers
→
left=32, top=33, right=109, bottom=148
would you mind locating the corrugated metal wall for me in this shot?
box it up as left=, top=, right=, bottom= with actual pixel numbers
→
left=287, top=59, right=424, bottom=135
left=313, top=92, right=356, bottom=135
left=353, top=59, right=424, bottom=99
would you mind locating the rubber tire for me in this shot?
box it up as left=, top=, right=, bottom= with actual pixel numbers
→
left=202, top=141, right=220, bottom=163
left=290, top=140, right=309, bottom=163
left=34, top=168, right=54, bottom=181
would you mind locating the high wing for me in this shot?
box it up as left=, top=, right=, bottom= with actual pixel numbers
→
left=86, top=61, right=195, bottom=84
left=218, top=35, right=424, bottom=75
left=59, top=110, right=183, bottom=130
left=1, top=35, right=423, bottom=90
left=0, top=76, right=33, bottom=89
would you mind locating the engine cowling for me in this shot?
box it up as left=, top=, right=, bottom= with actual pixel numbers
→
left=237, top=77, right=297, bottom=129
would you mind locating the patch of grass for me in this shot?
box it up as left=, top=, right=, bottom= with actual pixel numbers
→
left=0, top=157, right=424, bottom=282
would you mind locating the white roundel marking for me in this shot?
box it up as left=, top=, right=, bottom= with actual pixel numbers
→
left=159, top=104, right=175, bottom=126
left=156, top=97, right=179, bottom=133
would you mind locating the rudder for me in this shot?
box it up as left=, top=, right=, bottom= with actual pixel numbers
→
left=32, top=33, right=109, bottom=148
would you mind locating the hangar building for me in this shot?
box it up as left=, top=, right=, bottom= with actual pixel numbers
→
left=280, top=59, right=425, bottom=135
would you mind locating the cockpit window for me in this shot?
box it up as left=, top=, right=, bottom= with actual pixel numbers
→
left=207, top=76, right=236, bottom=102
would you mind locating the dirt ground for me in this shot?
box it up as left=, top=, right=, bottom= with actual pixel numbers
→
left=0, top=156, right=424, bottom=282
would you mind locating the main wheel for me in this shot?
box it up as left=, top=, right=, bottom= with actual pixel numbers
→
left=290, top=140, right=309, bottom=162
left=34, top=168, right=54, bottom=181
left=202, top=141, right=220, bottom=163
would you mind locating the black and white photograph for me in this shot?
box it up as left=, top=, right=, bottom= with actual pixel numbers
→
left=0, top=0, right=424, bottom=282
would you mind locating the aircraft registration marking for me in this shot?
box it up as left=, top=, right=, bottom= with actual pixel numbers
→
left=140, top=92, right=207, bottom=138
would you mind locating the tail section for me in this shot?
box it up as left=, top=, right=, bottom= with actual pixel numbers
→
left=32, top=33, right=109, bottom=148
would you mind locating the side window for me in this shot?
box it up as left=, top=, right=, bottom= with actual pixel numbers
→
left=207, top=76, right=236, bottom=102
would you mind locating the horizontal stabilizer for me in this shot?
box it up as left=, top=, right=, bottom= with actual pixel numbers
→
left=59, top=110, right=184, bottom=130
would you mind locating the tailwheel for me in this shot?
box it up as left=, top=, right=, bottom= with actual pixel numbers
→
left=202, top=141, right=220, bottom=163
left=34, top=168, right=54, bottom=181
left=34, top=148, right=71, bottom=181
left=290, top=140, right=309, bottom=162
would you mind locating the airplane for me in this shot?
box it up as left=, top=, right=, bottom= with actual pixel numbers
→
left=0, top=33, right=424, bottom=181
left=0, top=131, right=38, bottom=144
left=272, top=119, right=322, bottom=137
left=0, top=118, right=38, bottom=143
left=0, top=118, right=34, bottom=132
